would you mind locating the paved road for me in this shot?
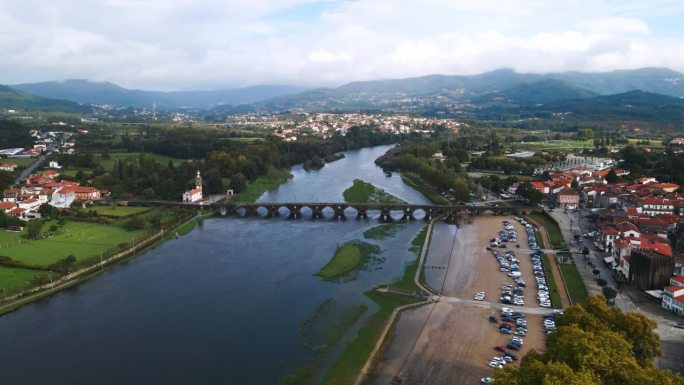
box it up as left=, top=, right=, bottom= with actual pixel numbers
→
left=14, top=155, right=45, bottom=185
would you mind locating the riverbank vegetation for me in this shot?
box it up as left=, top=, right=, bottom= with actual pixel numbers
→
left=315, top=241, right=382, bottom=281
left=320, top=291, right=421, bottom=385
left=363, top=223, right=406, bottom=240
left=400, top=173, right=450, bottom=204
left=300, top=299, right=369, bottom=355
left=343, top=179, right=406, bottom=204
left=494, top=296, right=684, bottom=385
left=237, top=168, right=292, bottom=202
left=375, top=141, right=469, bottom=202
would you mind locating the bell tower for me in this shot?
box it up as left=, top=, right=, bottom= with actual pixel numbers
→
left=196, top=170, right=202, bottom=191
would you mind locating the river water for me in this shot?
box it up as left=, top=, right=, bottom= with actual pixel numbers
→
left=0, top=145, right=430, bottom=385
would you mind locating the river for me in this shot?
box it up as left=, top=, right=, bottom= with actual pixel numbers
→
left=0, top=145, right=430, bottom=385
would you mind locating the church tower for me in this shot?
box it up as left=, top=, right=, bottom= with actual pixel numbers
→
left=196, top=170, right=203, bottom=191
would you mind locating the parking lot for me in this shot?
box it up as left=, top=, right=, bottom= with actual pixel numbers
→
left=374, top=216, right=550, bottom=385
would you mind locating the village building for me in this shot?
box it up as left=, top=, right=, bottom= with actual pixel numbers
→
left=662, top=276, right=684, bottom=316
left=182, top=171, right=203, bottom=203
left=0, top=163, right=17, bottom=172
left=557, top=187, right=580, bottom=209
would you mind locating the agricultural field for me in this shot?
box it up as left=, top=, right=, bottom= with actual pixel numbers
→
left=5, top=158, right=37, bottom=167
left=0, top=266, right=45, bottom=294
left=0, top=220, right=145, bottom=267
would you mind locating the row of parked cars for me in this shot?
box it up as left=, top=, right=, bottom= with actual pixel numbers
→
left=514, top=217, right=552, bottom=308
left=543, top=310, right=563, bottom=334
left=487, top=307, right=524, bottom=372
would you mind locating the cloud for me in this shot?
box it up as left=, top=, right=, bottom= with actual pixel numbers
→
left=581, top=17, right=650, bottom=35
left=0, top=0, right=683, bottom=89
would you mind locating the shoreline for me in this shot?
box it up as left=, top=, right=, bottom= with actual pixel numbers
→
left=0, top=212, right=200, bottom=316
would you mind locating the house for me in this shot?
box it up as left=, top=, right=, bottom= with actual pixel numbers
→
left=57, top=186, right=102, bottom=201
left=2, top=188, right=20, bottom=202
left=7, top=207, right=28, bottom=219
left=649, top=183, right=680, bottom=193
left=557, top=188, right=580, bottom=209
left=182, top=171, right=203, bottom=203
left=50, top=187, right=75, bottom=208
left=48, top=161, right=62, bottom=169
left=0, top=163, right=17, bottom=172
left=530, top=181, right=549, bottom=194
left=662, top=276, right=684, bottom=316
left=431, top=152, right=447, bottom=162
left=17, top=198, right=41, bottom=212
left=39, top=170, right=60, bottom=179
left=637, top=197, right=676, bottom=216
left=0, top=201, right=15, bottom=213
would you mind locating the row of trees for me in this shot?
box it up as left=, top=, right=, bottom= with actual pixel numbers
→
left=375, top=142, right=470, bottom=202
left=494, top=296, right=683, bottom=385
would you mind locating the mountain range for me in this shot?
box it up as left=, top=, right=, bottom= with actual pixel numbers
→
left=10, top=80, right=306, bottom=109
left=0, top=85, right=90, bottom=113
left=2, top=68, right=684, bottom=118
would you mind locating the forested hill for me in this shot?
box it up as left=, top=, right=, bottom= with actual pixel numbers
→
left=0, top=85, right=90, bottom=113
left=542, top=90, right=684, bottom=122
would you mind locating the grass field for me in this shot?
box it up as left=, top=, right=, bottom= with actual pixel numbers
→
left=515, top=139, right=595, bottom=150
left=4, top=158, right=37, bottom=167
left=315, top=241, right=381, bottom=280
left=0, top=221, right=144, bottom=266
left=91, top=206, right=153, bottom=218
left=527, top=212, right=565, bottom=249
left=559, top=264, right=589, bottom=305
left=96, top=152, right=188, bottom=170
left=0, top=266, right=46, bottom=294
left=400, top=173, right=450, bottom=204
left=343, top=179, right=406, bottom=204
left=320, top=291, right=420, bottom=385
left=238, top=170, right=292, bottom=202
left=363, top=224, right=406, bottom=240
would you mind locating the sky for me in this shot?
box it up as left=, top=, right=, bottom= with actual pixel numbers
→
left=1, top=0, right=684, bottom=90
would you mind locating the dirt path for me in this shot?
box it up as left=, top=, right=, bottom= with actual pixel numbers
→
left=524, top=217, right=571, bottom=309
left=372, top=216, right=549, bottom=385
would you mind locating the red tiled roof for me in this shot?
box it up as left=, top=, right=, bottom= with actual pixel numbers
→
left=0, top=202, right=15, bottom=209
left=58, top=186, right=99, bottom=194
left=185, top=188, right=202, bottom=195
left=7, top=207, right=26, bottom=215
left=672, top=276, right=684, bottom=284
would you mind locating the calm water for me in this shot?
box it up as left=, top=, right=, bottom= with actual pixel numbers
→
left=0, top=145, right=430, bottom=385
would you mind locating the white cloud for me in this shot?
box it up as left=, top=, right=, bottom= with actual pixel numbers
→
left=0, top=0, right=683, bottom=89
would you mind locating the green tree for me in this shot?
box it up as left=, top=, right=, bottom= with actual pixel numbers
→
left=27, top=220, right=43, bottom=239
left=230, top=173, right=248, bottom=193
left=603, top=286, right=618, bottom=302
left=605, top=169, right=619, bottom=184
left=576, top=128, right=595, bottom=141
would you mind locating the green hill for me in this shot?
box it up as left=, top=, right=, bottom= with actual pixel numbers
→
left=0, top=85, right=90, bottom=113
left=478, top=79, right=597, bottom=106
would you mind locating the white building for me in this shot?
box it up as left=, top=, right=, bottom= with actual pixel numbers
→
left=48, top=161, right=62, bottom=169
left=662, top=276, right=684, bottom=316
left=50, top=187, right=76, bottom=209
left=182, top=171, right=203, bottom=203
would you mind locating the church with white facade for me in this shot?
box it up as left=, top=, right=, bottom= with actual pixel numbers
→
left=182, top=171, right=203, bottom=203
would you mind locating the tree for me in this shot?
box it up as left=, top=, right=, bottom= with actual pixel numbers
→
left=27, top=220, right=43, bottom=239
left=230, top=173, right=247, bottom=193
left=605, top=169, right=619, bottom=184
left=495, top=296, right=682, bottom=385
left=603, top=286, right=618, bottom=303
left=516, top=183, right=543, bottom=204
left=576, top=128, right=595, bottom=141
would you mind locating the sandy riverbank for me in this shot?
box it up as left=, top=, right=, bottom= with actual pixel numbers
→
left=372, top=216, right=547, bottom=385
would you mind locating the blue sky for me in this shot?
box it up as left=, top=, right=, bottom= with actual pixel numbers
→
left=1, top=0, right=683, bottom=90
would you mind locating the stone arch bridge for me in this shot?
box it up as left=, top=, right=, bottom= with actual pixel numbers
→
left=100, top=199, right=533, bottom=222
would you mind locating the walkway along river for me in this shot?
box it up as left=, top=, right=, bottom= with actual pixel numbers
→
left=0, top=145, right=433, bottom=385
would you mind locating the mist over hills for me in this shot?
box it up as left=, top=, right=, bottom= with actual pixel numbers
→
left=0, top=85, right=90, bottom=113
left=11, top=80, right=307, bottom=109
